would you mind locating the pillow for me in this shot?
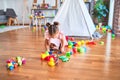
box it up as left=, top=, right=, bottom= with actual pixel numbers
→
left=6, top=8, right=17, bottom=18
left=0, top=10, right=5, bottom=15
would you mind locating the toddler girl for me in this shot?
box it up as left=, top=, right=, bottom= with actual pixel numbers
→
left=44, top=22, right=67, bottom=53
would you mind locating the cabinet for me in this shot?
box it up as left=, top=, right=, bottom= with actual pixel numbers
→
left=30, top=8, right=58, bottom=32
left=30, top=0, right=58, bottom=28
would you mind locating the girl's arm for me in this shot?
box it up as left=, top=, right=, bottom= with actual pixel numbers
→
left=60, top=35, right=66, bottom=53
left=44, top=31, right=50, bottom=51
left=45, top=39, right=50, bottom=51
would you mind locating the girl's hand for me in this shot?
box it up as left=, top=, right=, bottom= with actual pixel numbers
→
left=46, top=48, right=50, bottom=52
left=60, top=48, right=65, bottom=53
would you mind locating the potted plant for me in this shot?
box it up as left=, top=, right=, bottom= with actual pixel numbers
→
left=93, top=0, right=108, bottom=26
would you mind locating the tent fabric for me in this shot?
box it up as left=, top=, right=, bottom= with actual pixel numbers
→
left=53, top=0, right=96, bottom=38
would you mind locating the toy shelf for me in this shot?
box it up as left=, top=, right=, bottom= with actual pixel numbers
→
left=31, top=8, right=58, bottom=23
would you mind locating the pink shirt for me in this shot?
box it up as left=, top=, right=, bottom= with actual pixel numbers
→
left=45, top=30, right=68, bottom=49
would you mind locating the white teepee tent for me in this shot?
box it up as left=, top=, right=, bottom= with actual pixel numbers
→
left=53, top=0, right=96, bottom=39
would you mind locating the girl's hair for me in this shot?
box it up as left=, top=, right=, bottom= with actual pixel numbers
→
left=46, top=22, right=59, bottom=36
left=54, top=21, right=59, bottom=26
left=46, top=22, right=51, bottom=27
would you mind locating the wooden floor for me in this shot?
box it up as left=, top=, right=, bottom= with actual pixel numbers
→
left=0, top=28, right=120, bottom=80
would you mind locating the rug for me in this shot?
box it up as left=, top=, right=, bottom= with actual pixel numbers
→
left=0, top=26, right=29, bottom=33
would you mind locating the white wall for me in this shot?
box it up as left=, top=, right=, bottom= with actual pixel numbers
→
left=0, top=0, right=60, bottom=24
left=0, top=0, right=33, bottom=24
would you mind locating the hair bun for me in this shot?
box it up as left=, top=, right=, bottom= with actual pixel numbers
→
left=46, top=22, right=51, bottom=27
left=54, top=22, right=59, bottom=26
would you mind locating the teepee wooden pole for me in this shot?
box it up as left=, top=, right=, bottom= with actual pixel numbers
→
left=23, top=0, right=27, bottom=27
left=43, top=0, right=45, bottom=4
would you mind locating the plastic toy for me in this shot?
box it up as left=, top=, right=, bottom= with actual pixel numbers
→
left=99, top=41, right=104, bottom=45
left=77, top=47, right=86, bottom=53
left=67, top=40, right=74, bottom=49
left=74, top=43, right=78, bottom=47
left=43, top=25, right=47, bottom=29
left=6, top=56, right=26, bottom=71
left=41, top=51, right=59, bottom=67
left=86, top=41, right=96, bottom=45
left=81, top=40, right=85, bottom=45
left=16, top=56, right=22, bottom=66
left=22, top=58, right=26, bottom=64
left=96, top=25, right=99, bottom=29
left=102, top=27, right=107, bottom=33
left=77, top=41, right=81, bottom=46
left=45, top=4, right=49, bottom=9
left=41, top=53, right=49, bottom=60
left=79, top=47, right=85, bottom=53
left=14, top=63, right=18, bottom=68
left=29, top=15, right=33, bottom=19
left=66, top=36, right=69, bottom=41
left=66, top=52, right=71, bottom=58
left=40, top=16, right=45, bottom=19
left=7, top=63, right=13, bottom=70
left=68, top=45, right=72, bottom=49
left=70, top=37, right=74, bottom=41
left=70, top=51, right=73, bottom=55
left=48, top=57, right=55, bottom=67
left=49, top=51, right=53, bottom=55
left=0, top=25, right=5, bottom=29
left=9, top=65, right=14, bottom=70
left=72, top=47, right=77, bottom=53
left=107, top=29, right=112, bottom=32
left=44, top=55, right=56, bottom=61
left=59, top=56, right=69, bottom=62
left=68, top=41, right=74, bottom=46
left=82, top=47, right=87, bottom=53
left=41, top=51, right=50, bottom=60
left=32, top=27, right=36, bottom=32
left=111, top=34, right=115, bottom=39
left=77, top=47, right=81, bottom=52
left=72, top=42, right=76, bottom=46
left=41, top=27, right=45, bottom=33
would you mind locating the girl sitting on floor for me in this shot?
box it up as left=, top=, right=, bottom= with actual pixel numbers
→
left=44, top=22, right=67, bottom=53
